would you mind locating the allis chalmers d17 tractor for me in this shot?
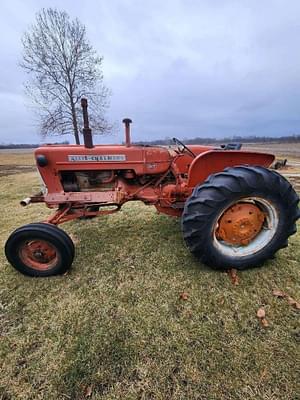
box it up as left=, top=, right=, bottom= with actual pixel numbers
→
left=5, top=99, right=300, bottom=277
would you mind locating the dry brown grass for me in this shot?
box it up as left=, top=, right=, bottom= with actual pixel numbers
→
left=244, top=142, right=300, bottom=161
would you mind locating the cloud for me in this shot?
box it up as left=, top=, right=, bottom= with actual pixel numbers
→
left=1, top=0, right=300, bottom=143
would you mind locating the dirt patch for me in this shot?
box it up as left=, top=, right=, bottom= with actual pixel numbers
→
left=0, top=164, right=36, bottom=177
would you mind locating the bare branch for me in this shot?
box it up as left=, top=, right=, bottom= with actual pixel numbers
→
left=20, top=7, right=111, bottom=144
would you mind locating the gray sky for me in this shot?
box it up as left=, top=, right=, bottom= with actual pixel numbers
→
left=1, top=0, right=300, bottom=144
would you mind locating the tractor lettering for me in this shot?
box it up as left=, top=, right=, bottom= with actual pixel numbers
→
left=68, top=154, right=126, bottom=162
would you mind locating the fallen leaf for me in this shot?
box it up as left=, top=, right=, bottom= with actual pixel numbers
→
left=287, top=296, right=300, bottom=310
left=257, top=307, right=269, bottom=327
left=179, top=292, right=189, bottom=300
left=287, top=296, right=295, bottom=305
left=272, top=289, right=286, bottom=298
left=70, top=233, right=80, bottom=245
left=261, top=318, right=269, bottom=327
left=84, top=385, right=93, bottom=398
left=273, top=289, right=300, bottom=309
left=227, top=269, right=239, bottom=285
left=259, top=368, right=268, bottom=382
left=257, top=307, right=266, bottom=319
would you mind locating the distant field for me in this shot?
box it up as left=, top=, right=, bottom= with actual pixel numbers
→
left=0, top=147, right=299, bottom=399
left=244, top=142, right=300, bottom=161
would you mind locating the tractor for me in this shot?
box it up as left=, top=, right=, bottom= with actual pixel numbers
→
left=5, top=99, right=300, bottom=276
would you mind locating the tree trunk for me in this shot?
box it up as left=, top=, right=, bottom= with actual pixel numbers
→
left=71, top=101, right=80, bottom=144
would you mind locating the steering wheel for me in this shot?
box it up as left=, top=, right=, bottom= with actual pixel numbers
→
left=172, top=137, right=196, bottom=158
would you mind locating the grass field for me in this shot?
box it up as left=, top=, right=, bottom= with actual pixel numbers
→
left=0, top=149, right=299, bottom=400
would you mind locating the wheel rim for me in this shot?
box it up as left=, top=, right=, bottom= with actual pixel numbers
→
left=19, top=239, right=58, bottom=271
left=213, top=197, right=279, bottom=257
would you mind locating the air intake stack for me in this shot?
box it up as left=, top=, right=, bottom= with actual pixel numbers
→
left=123, top=118, right=132, bottom=147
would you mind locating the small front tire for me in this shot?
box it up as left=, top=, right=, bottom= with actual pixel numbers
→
left=5, top=223, right=75, bottom=277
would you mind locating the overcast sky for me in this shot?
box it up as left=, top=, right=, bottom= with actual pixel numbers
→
left=1, top=0, right=300, bottom=144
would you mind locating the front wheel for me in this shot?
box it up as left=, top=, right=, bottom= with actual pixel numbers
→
left=182, top=166, right=300, bottom=270
left=5, top=223, right=75, bottom=277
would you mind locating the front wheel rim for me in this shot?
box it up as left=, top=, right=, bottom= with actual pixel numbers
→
left=19, top=239, right=59, bottom=270
left=213, top=197, right=279, bottom=258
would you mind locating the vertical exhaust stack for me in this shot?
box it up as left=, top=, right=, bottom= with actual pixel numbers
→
left=81, top=98, right=94, bottom=148
left=122, top=118, right=132, bottom=147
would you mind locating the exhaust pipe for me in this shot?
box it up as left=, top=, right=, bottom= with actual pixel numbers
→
left=81, top=98, right=94, bottom=148
left=20, top=197, right=31, bottom=207
left=123, top=118, right=132, bottom=147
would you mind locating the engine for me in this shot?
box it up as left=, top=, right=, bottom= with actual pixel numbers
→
left=61, top=170, right=116, bottom=192
left=60, top=168, right=175, bottom=193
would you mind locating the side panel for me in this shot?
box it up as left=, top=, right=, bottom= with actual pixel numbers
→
left=187, top=150, right=275, bottom=188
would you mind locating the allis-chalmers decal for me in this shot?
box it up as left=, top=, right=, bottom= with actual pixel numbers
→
left=68, top=155, right=126, bottom=162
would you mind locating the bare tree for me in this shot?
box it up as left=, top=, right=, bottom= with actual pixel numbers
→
left=20, top=8, right=111, bottom=144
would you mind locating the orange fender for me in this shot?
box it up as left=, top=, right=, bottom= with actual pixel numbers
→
left=187, top=150, right=275, bottom=188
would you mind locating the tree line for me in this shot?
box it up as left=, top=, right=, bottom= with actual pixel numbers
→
left=2, top=135, right=300, bottom=149
left=133, top=134, right=300, bottom=146
left=0, top=141, right=69, bottom=149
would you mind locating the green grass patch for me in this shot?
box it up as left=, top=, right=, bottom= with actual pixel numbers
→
left=0, top=154, right=299, bottom=399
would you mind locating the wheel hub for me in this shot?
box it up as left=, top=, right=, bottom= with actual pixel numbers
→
left=216, top=203, right=265, bottom=246
left=20, top=240, right=57, bottom=270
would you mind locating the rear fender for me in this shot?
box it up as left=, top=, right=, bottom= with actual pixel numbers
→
left=187, top=150, right=275, bottom=188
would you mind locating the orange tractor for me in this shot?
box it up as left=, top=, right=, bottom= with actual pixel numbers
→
left=5, top=99, right=300, bottom=276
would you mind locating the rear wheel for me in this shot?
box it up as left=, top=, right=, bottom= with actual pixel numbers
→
left=182, top=166, right=300, bottom=270
left=5, top=223, right=75, bottom=277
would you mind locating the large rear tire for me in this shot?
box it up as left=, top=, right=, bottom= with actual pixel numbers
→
left=5, top=223, right=75, bottom=277
left=182, top=166, right=300, bottom=270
